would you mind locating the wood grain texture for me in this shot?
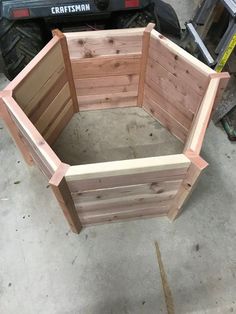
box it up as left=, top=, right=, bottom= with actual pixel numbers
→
left=73, top=180, right=180, bottom=216
left=0, top=92, right=33, bottom=165
left=53, top=29, right=79, bottom=113
left=7, top=33, right=77, bottom=146
left=67, top=169, right=188, bottom=193
left=77, top=91, right=137, bottom=111
left=168, top=150, right=208, bottom=220
left=4, top=36, right=61, bottom=92
left=76, top=195, right=174, bottom=213
left=2, top=96, right=61, bottom=179
left=184, top=78, right=220, bottom=154
left=12, top=41, right=64, bottom=115
left=78, top=202, right=169, bottom=226
left=21, top=133, right=55, bottom=178
left=49, top=163, right=82, bottom=233
left=66, top=155, right=190, bottom=192
left=143, top=94, right=188, bottom=143
left=66, top=155, right=190, bottom=180
left=35, top=83, right=71, bottom=134
left=44, top=99, right=74, bottom=145
left=72, top=180, right=181, bottom=203
left=149, top=30, right=213, bottom=96
left=65, top=28, right=143, bottom=59
left=137, top=23, right=155, bottom=106
left=144, top=80, right=193, bottom=130
left=29, top=69, right=68, bottom=123
left=74, top=74, right=139, bottom=96
left=72, top=53, right=141, bottom=79
left=145, top=58, right=202, bottom=115
left=210, top=72, right=230, bottom=117
left=75, top=73, right=139, bottom=111
left=68, top=29, right=142, bottom=112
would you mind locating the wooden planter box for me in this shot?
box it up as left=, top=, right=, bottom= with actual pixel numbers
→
left=0, top=25, right=229, bottom=234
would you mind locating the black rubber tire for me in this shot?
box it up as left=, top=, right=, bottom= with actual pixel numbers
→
left=0, top=18, right=45, bottom=80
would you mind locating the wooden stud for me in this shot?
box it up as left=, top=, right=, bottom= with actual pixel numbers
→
left=137, top=23, right=155, bottom=106
left=168, top=150, right=208, bottom=221
left=0, top=91, right=34, bottom=165
left=210, top=72, right=230, bottom=116
left=52, top=29, right=79, bottom=113
left=184, top=77, right=220, bottom=154
left=2, top=95, right=61, bottom=178
left=49, top=163, right=82, bottom=234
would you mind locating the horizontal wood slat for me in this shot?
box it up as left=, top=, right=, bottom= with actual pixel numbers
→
left=66, top=154, right=190, bottom=180
left=74, top=74, right=139, bottom=96
left=68, top=169, right=187, bottom=193
left=78, top=202, right=169, bottom=225
left=143, top=94, right=188, bottom=143
left=146, top=59, right=203, bottom=115
left=66, top=155, right=190, bottom=191
left=29, top=69, right=68, bottom=123
left=72, top=180, right=181, bottom=203
left=72, top=53, right=141, bottom=79
left=13, top=42, right=65, bottom=115
left=35, top=83, right=71, bottom=134
left=149, top=30, right=213, bottom=96
left=6, top=34, right=77, bottom=146
left=78, top=91, right=137, bottom=111
left=144, top=81, right=192, bottom=130
left=76, top=194, right=175, bottom=213
left=3, top=96, right=60, bottom=179
left=65, top=28, right=143, bottom=59
left=74, top=184, right=179, bottom=213
left=44, top=99, right=74, bottom=145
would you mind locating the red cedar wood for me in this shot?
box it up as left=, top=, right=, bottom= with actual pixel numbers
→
left=44, top=99, right=74, bottom=145
left=168, top=150, right=208, bottom=220
left=71, top=53, right=141, bottom=79
left=49, top=163, right=82, bottom=233
left=78, top=203, right=169, bottom=226
left=52, top=29, right=79, bottom=113
left=4, top=36, right=61, bottom=92
left=137, top=23, right=155, bottom=106
left=184, top=77, right=220, bottom=154
left=142, top=97, right=188, bottom=143
left=209, top=72, right=230, bottom=115
left=0, top=28, right=230, bottom=232
left=2, top=95, right=61, bottom=177
left=0, top=91, right=34, bottom=165
left=29, top=69, right=68, bottom=124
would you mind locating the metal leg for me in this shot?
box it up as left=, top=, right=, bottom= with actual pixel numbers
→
left=186, top=23, right=215, bottom=65
left=194, top=0, right=218, bottom=24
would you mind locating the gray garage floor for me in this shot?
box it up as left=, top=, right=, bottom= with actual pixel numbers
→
left=1, top=2, right=236, bottom=313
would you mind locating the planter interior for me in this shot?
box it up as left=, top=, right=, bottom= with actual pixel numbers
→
left=0, top=25, right=229, bottom=233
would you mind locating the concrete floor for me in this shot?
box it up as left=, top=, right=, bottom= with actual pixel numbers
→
left=1, top=2, right=236, bottom=313
left=53, top=108, right=183, bottom=165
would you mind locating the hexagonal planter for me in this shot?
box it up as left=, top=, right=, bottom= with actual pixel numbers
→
left=0, top=25, right=229, bottom=234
